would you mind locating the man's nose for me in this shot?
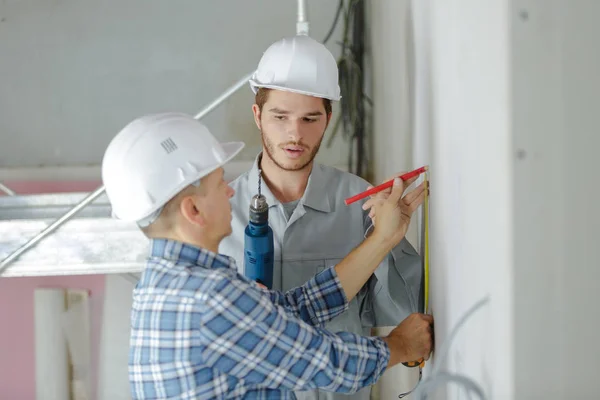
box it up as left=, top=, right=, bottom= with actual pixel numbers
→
left=286, top=119, right=304, bottom=141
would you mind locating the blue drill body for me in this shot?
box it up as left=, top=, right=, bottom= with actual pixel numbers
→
left=243, top=193, right=274, bottom=289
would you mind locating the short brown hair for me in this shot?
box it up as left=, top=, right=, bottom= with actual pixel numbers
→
left=255, top=88, right=332, bottom=115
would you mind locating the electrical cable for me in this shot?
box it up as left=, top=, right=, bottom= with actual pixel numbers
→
left=401, top=296, right=490, bottom=400
left=322, top=0, right=344, bottom=44
left=351, top=0, right=366, bottom=178
left=323, top=0, right=370, bottom=180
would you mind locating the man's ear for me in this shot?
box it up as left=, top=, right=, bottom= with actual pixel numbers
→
left=252, top=104, right=262, bottom=131
left=179, top=195, right=206, bottom=227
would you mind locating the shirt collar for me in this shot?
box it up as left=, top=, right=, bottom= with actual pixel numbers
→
left=149, top=238, right=237, bottom=270
left=248, top=152, right=333, bottom=213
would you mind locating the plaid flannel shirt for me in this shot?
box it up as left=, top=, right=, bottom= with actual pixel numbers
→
left=129, top=239, right=391, bottom=399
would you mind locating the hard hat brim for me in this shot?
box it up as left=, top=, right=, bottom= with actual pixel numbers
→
left=249, top=80, right=341, bottom=102
left=219, top=141, right=246, bottom=167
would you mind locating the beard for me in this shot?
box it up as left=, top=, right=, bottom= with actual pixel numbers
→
left=261, top=130, right=323, bottom=172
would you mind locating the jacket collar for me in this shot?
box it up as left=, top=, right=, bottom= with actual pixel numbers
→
left=247, top=152, right=332, bottom=213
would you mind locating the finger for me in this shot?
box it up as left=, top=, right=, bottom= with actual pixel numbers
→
left=367, top=186, right=393, bottom=200
left=401, top=182, right=427, bottom=205
left=386, top=178, right=405, bottom=204
left=423, top=343, right=431, bottom=360
left=421, top=314, right=434, bottom=323
left=362, top=197, right=383, bottom=210
left=404, top=189, right=428, bottom=213
left=384, top=172, right=422, bottom=189
left=380, top=187, right=393, bottom=197
left=371, top=185, right=393, bottom=198
left=403, top=176, right=419, bottom=189
left=362, top=199, right=370, bottom=211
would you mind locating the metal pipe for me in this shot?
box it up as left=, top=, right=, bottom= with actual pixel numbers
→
left=1, top=71, right=254, bottom=273
left=0, top=182, right=16, bottom=196
left=194, top=72, right=254, bottom=120
left=0, top=185, right=106, bottom=275
left=297, top=0, right=309, bottom=35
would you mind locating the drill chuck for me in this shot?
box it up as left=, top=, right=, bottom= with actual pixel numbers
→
left=249, top=194, right=269, bottom=224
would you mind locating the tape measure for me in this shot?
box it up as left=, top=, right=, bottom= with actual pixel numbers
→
left=402, top=171, right=430, bottom=369
left=399, top=172, right=430, bottom=398
left=424, top=171, right=430, bottom=314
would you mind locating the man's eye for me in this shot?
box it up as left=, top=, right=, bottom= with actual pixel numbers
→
left=304, top=117, right=318, bottom=123
left=274, top=115, right=285, bottom=120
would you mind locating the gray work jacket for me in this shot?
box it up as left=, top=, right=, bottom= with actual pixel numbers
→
left=219, top=154, right=423, bottom=400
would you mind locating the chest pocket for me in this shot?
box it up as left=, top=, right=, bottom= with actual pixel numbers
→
left=279, top=255, right=370, bottom=336
left=279, top=254, right=328, bottom=291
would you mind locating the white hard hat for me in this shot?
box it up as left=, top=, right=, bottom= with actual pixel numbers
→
left=249, top=35, right=341, bottom=101
left=102, top=112, right=244, bottom=225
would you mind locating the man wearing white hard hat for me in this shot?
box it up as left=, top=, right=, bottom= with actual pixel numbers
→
left=219, top=35, right=427, bottom=400
left=102, top=112, right=432, bottom=399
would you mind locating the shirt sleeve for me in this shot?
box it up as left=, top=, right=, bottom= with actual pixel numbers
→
left=197, top=273, right=391, bottom=393
left=264, top=265, right=349, bottom=327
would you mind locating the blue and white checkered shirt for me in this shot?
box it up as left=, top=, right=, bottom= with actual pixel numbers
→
left=129, top=239, right=391, bottom=399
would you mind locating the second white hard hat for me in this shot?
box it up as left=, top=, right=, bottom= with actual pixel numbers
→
left=249, top=35, right=341, bottom=101
left=101, top=112, right=244, bottom=225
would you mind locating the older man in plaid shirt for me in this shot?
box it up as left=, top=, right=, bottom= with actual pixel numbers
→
left=101, top=113, right=433, bottom=399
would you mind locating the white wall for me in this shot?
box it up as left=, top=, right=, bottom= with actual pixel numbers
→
left=0, top=0, right=348, bottom=177
left=428, top=1, right=513, bottom=398
left=512, top=0, right=600, bottom=397
left=372, top=0, right=600, bottom=399
left=370, top=1, right=513, bottom=398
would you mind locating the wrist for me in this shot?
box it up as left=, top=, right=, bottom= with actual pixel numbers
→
left=369, top=230, right=397, bottom=252
left=382, top=335, right=408, bottom=368
left=382, top=336, right=401, bottom=368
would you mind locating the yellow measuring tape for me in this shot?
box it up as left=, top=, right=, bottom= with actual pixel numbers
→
left=400, top=171, right=430, bottom=370
left=399, top=172, right=431, bottom=398
left=424, top=171, right=430, bottom=313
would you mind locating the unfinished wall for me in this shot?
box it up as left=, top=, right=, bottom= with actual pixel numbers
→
left=0, top=273, right=105, bottom=400
left=0, top=1, right=347, bottom=398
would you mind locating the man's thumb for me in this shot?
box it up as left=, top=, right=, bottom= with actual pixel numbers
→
left=388, top=178, right=404, bottom=203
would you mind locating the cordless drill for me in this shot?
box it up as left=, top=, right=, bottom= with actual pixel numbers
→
left=243, top=170, right=274, bottom=288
